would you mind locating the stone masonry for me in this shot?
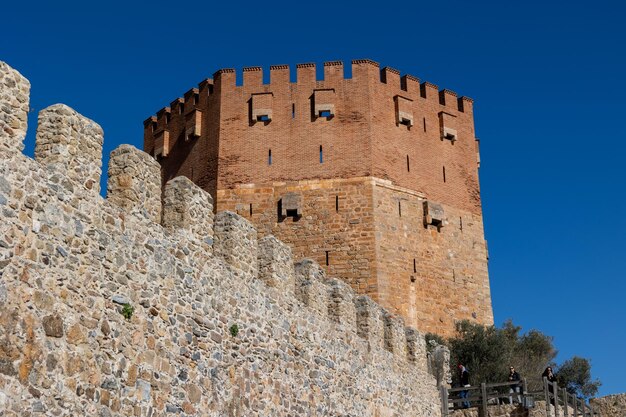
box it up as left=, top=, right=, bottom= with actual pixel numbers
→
left=0, top=60, right=442, bottom=416
left=591, top=393, right=626, bottom=417
left=144, top=60, right=493, bottom=336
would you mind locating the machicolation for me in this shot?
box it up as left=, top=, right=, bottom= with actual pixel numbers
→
left=0, top=60, right=449, bottom=416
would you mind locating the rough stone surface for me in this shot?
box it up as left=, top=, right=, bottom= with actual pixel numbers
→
left=41, top=315, right=64, bottom=337
left=295, top=258, right=328, bottom=315
left=590, top=393, right=626, bottom=417
left=0, top=61, right=30, bottom=152
left=162, top=176, right=213, bottom=244
left=213, top=211, right=258, bottom=280
left=107, top=144, right=162, bottom=223
left=35, top=104, right=103, bottom=193
left=257, top=235, right=294, bottom=294
left=355, top=295, right=385, bottom=351
left=428, top=340, right=452, bottom=387
left=0, top=61, right=441, bottom=416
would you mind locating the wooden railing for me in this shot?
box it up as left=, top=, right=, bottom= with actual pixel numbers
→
left=441, top=377, right=599, bottom=417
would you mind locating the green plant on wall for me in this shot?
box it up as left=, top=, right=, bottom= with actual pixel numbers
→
left=229, top=324, right=239, bottom=337
left=121, top=303, right=134, bottom=321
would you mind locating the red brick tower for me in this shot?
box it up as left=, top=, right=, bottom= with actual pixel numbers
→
left=144, top=59, right=492, bottom=336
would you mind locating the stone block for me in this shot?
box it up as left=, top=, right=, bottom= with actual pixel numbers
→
left=162, top=176, right=214, bottom=243
left=294, top=258, right=327, bottom=315
left=327, top=278, right=356, bottom=327
left=383, top=312, right=407, bottom=359
left=0, top=61, right=30, bottom=153
left=258, top=235, right=294, bottom=295
left=213, top=211, right=258, bottom=279
left=355, top=295, right=384, bottom=351
left=107, top=145, right=162, bottom=223
left=428, top=342, right=452, bottom=387
left=405, top=327, right=427, bottom=371
left=279, top=192, right=302, bottom=219
left=35, top=104, right=104, bottom=193
left=423, top=200, right=445, bottom=228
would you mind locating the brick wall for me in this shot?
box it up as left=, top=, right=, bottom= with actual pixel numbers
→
left=144, top=59, right=481, bottom=214
left=372, top=179, right=492, bottom=335
left=217, top=177, right=493, bottom=337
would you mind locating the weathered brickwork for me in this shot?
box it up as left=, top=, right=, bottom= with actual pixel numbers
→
left=144, top=59, right=492, bottom=337
left=372, top=179, right=492, bottom=334
left=215, top=176, right=491, bottom=335
left=218, top=178, right=377, bottom=295
left=0, top=60, right=443, bottom=416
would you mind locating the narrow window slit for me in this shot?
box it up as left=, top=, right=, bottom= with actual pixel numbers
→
left=249, top=204, right=253, bottom=216
left=319, top=145, right=323, bottom=163
left=325, top=251, right=330, bottom=266
left=268, top=149, right=272, bottom=165
left=413, top=259, right=417, bottom=273
left=335, top=195, right=339, bottom=212
left=398, top=201, right=402, bottom=217
left=460, top=217, right=463, bottom=231
left=443, top=166, right=446, bottom=183
left=423, top=117, right=426, bottom=132
left=292, top=103, right=295, bottom=118
left=407, top=155, right=410, bottom=172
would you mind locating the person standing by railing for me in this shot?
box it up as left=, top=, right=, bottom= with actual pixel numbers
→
left=508, top=366, right=522, bottom=404
left=542, top=366, right=557, bottom=405
left=458, top=363, right=471, bottom=409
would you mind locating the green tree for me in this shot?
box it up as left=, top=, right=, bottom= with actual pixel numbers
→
left=448, top=320, right=513, bottom=386
left=555, top=356, right=601, bottom=399
left=511, top=328, right=557, bottom=391
left=446, top=320, right=557, bottom=390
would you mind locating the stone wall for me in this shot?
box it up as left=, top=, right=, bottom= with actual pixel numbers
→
left=0, top=61, right=441, bottom=416
left=591, top=393, right=626, bottom=417
left=0, top=61, right=30, bottom=152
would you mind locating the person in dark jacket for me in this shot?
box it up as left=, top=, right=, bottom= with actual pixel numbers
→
left=542, top=366, right=557, bottom=405
left=458, top=363, right=471, bottom=409
left=508, top=366, right=522, bottom=404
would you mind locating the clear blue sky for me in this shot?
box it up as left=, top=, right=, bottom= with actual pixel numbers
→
left=3, top=0, right=624, bottom=397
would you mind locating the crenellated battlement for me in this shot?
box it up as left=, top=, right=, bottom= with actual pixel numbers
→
left=0, top=60, right=444, bottom=416
left=144, top=59, right=478, bottom=210
left=146, top=60, right=471, bottom=114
